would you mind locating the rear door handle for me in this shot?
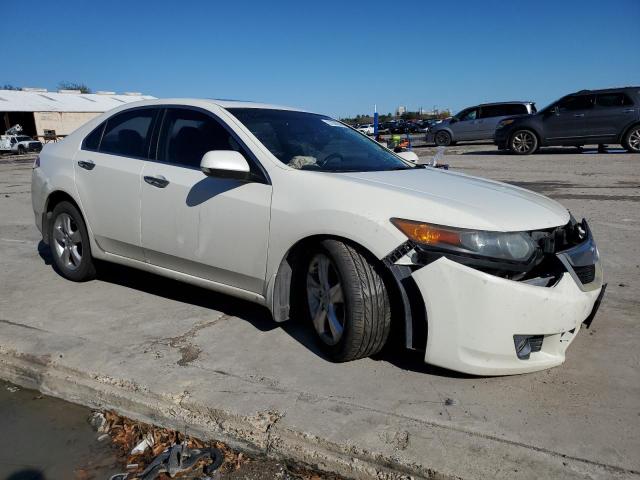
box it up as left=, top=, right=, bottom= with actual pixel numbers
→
left=573, top=113, right=585, bottom=118
left=144, top=175, right=170, bottom=188
left=623, top=109, right=635, bottom=113
left=77, top=160, right=95, bottom=170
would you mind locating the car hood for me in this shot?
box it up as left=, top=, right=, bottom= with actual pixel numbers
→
left=339, top=168, right=570, bottom=232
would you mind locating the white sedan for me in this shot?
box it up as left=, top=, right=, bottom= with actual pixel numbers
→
left=31, top=99, right=605, bottom=375
left=356, top=124, right=375, bottom=135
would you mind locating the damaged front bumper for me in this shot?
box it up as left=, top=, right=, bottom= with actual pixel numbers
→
left=400, top=222, right=604, bottom=375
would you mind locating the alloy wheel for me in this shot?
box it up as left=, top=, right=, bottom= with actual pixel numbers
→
left=306, top=253, right=346, bottom=346
left=512, top=131, right=535, bottom=153
left=52, top=213, right=83, bottom=271
left=435, top=131, right=450, bottom=146
left=629, top=128, right=640, bottom=152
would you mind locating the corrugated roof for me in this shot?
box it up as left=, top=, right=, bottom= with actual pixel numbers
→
left=0, top=90, right=156, bottom=112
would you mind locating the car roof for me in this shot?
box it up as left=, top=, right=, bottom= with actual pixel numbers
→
left=572, top=86, right=640, bottom=95
left=476, top=101, right=535, bottom=107
left=98, top=97, right=312, bottom=113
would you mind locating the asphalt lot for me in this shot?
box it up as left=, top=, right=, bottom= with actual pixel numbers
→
left=0, top=146, right=639, bottom=479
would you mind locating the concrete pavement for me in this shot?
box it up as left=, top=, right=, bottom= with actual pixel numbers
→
left=1, top=147, right=639, bottom=479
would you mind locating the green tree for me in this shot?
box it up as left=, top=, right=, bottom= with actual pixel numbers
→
left=58, top=81, right=92, bottom=93
left=1, top=84, right=20, bottom=90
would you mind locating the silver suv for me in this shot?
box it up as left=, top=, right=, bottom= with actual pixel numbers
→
left=428, top=102, right=536, bottom=146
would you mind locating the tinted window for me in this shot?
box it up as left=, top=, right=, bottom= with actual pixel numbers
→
left=458, top=108, right=477, bottom=121
left=158, top=108, right=252, bottom=170
left=480, top=104, right=528, bottom=118
left=557, top=95, right=595, bottom=111
left=99, top=108, right=156, bottom=158
left=82, top=122, right=105, bottom=151
left=596, top=93, right=633, bottom=107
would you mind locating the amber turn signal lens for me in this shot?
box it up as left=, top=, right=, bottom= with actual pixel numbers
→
left=390, top=218, right=462, bottom=247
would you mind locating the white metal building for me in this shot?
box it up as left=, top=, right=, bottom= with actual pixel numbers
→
left=0, top=89, right=155, bottom=140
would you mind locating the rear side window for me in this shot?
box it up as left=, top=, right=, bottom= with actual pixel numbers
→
left=596, top=93, right=633, bottom=107
left=99, top=108, right=156, bottom=158
left=82, top=122, right=105, bottom=151
left=557, top=95, right=595, bottom=111
left=480, top=104, right=528, bottom=118
left=157, top=108, right=255, bottom=171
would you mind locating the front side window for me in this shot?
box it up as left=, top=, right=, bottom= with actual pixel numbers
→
left=596, top=93, right=633, bottom=107
left=157, top=108, right=253, bottom=170
left=228, top=108, right=417, bottom=172
left=557, top=95, right=595, bottom=111
left=99, top=108, right=156, bottom=158
left=457, top=108, right=478, bottom=121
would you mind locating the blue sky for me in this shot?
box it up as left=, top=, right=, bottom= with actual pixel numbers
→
left=2, top=0, right=638, bottom=118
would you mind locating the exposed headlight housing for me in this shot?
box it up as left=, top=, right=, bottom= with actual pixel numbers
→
left=390, top=218, right=538, bottom=263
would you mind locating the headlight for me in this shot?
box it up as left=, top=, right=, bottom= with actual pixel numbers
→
left=496, top=119, right=515, bottom=129
left=390, top=218, right=537, bottom=262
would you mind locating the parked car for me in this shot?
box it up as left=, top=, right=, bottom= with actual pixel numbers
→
left=428, top=102, right=536, bottom=146
left=32, top=99, right=604, bottom=375
left=0, top=133, right=43, bottom=154
left=356, top=124, right=374, bottom=135
left=495, top=87, right=640, bottom=154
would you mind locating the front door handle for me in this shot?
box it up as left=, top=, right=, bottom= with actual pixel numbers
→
left=573, top=113, right=585, bottom=118
left=144, top=175, right=170, bottom=188
left=77, top=160, right=95, bottom=170
left=623, top=109, right=635, bottom=113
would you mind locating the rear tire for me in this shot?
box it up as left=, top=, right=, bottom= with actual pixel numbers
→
left=622, top=125, right=640, bottom=153
left=509, top=129, right=538, bottom=155
left=434, top=130, right=452, bottom=146
left=49, top=201, right=96, bottom=281
left=302, top=240, right=391, bottom=362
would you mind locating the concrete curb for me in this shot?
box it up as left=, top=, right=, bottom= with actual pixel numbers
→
left=1, top=345, right=636, bottom=480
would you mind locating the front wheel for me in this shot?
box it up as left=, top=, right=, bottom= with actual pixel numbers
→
left=434, top=130, right=452, bottom=146
left=509, top=130, right=538, bottom=155
left=17, top=145, right=26, bottom=155
left=49, top=201, right=96, bottom=281
left=304, top=240, right=391, bottom=362
left=622, top=125, right=640, bottom=153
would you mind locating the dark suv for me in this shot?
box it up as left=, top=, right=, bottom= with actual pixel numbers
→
left=495, top=87, right=640, bottom=154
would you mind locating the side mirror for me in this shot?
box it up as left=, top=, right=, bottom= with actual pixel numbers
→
left=548, top=106, right=559, bottom=116
left=200, top=151, right=251, bottom=180
left=449, top=117, right=458, bottom=123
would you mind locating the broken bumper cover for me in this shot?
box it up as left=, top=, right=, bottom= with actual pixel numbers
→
left=411, top=257, right=603, bottom=375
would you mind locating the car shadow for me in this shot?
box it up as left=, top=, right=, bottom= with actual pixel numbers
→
left=185, top=177, right=244, bottom=207
left=38, top=242, right=478, bottom=378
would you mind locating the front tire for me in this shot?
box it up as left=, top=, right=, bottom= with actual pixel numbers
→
left=304, top=240, right=391, bottom=362
left=509, top=130, right=538, bottom=155
left=49, top=201, right=96, bottom=281
left=622, top=125, right=640, bottom=153
left=434, top=130, right=452, bottom=146
left=17, top=145, right=26, bottom=155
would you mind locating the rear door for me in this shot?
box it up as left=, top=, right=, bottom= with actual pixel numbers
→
left=588, top=92, right=637, bottom=138
left=140, top=107, right=272, bottom=294
left=74, top=107, right=159, bottom=260
left=451, top=107, right=480, bottom=140
left=542, top=94, right=594, bottom=142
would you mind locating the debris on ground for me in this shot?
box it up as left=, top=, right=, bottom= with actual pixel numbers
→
left=6, top=385, right=19, bottom=393
left=94, top=410, right=345, bottom=480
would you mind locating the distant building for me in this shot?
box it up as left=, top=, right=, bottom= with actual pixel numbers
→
left=396, top=105, right=406, bottom=116
left=0, top=88, right=155, bottom=140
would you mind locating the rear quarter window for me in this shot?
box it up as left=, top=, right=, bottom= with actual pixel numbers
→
left=82, top=122, right=105, bottom=151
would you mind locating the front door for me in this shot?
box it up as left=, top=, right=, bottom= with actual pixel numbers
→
left=451, top=107, right=481, bottom=141
left=542, top=94, right=594, bottom=143
left=140, top=107, right=272, bottom=294
left=73, top=107, right=159, bottom=260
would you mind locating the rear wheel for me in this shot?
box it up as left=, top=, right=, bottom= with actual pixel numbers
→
left=49, top=201, right=96, bottom=281
left=622, top=125, right=640, bottom=153
left=434, top=130, right=452, bottom=146
left=509, top=130, right=538, bottom=155
left=303, top=240, right=391, bottom=362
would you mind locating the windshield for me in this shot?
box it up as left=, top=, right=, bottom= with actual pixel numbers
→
left=227, top=108, right=417, bottom=172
